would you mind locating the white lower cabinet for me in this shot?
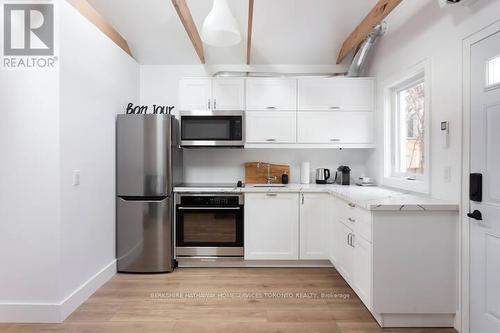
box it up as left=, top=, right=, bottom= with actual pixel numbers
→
left=352, top=233, right=372, bottom=308
left=245, top=111, right=296, bottom=144
left=244, top=193, right=299, bottom=259
left=330, top=199, right=373, bottom=310
left=299, top=193, right=330, bottom=259
left=336, top=222, right=354, bottom=282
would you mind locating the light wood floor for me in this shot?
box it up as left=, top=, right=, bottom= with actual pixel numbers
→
left=1, top=268, right=457, bottom=333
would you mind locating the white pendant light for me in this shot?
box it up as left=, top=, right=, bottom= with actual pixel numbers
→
left=201, top=0, right=241, bottom=47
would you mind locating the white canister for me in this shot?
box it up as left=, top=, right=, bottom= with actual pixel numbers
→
left=300, top=162, right=310, bottom=184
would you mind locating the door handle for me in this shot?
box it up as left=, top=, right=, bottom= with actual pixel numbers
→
left=467, top=210, right=483, bottom=221
left=178, top=207, right=241, bottom=210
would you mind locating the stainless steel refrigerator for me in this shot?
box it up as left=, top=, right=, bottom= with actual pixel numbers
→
left=116, top=114, right=182, bottom=273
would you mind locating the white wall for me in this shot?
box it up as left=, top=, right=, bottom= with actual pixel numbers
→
left=140, top=64, right=371, bottom=183
left=59, top=0, right=139, bottom=311
left=0, top=1, right=139, bottom=322
left=0, top=70, right=61, bottom=310
left=367, top=0, right=500, bottom=202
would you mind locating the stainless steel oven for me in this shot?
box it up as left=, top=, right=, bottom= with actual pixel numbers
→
left=179, top=111, right=244, bottom=147
left=175, top=193, right=244, bottom=257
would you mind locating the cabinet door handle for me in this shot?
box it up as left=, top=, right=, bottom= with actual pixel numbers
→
left=348, top=203, right=355, bottom=208
left=266, top=138, right=277, bottom=142
left=266, top=106, right=276, bottom=109
left=301, top=193, right=304, bottom=205
left=347, top=233, right=351, bottom=246
left=214, top=99, right=217, bottom=110
left=351, top=234, right=355, bottom=248
left=208, top=99, right=211, bottom=109
left=329, top=106, right=341, bottom=109
left=266, top=193, right=278, bottom=197
left=348, top=217, right=355, bottom=223
left=330, top=138, right=341, bottom=142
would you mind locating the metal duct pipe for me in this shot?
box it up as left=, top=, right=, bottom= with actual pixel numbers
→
left=347, top=22, right=386, bottom=77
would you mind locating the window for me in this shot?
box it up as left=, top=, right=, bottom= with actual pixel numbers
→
left=486, top=55, right=500, bottom=87
left=394, top=80, right=425, bottom=177
left=383, top=63, right=430, bottom=193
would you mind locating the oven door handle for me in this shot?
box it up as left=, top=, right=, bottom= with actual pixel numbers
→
left=178, top=207, right=241, bottom=210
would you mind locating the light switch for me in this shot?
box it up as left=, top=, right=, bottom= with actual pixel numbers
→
left=444, top=166, right=451, bottom=183
left=73, top=170, right=81, bottom=186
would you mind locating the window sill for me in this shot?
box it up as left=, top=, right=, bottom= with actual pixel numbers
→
left=382, top=176, right=430, bottom=194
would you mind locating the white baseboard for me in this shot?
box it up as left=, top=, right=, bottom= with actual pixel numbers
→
left=375, top=313, right=456, bottom=328
left=60, top=260, right=116, bottom=321
left=0, top=260, right=116, bottom=323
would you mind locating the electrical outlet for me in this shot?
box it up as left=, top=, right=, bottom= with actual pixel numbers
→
left=73, top=170, right=81, bottom=186
left=444, top=167, right=452, bottom=183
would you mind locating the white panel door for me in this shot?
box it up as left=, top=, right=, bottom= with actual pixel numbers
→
left=246, top=111, right=296, bottom=143
left=299, top=193, right=330, bottom=259
left=297, top=111, right=374, bottom=144
left=337, top=222, right=354, bottom=282
left=244, top=193, right=299, bottom=260
left=470, top=30, right=500, bottom=333
left=246, top=78, right=297, bottom=111
left=352, top=234, right=372, bottom=310
left=329, top=197, right=340, bottom=266
left=179, top=78, right=212, bottom=111
left=212, top=78, right=245, bottom=111
left=298, top=78, right=374, bottom=111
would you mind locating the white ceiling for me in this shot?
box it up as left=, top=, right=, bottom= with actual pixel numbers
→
left=87, top=0, right=379, bottom=65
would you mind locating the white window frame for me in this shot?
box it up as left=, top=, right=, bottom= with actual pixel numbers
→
left=382, top=61, right=431, bottom=194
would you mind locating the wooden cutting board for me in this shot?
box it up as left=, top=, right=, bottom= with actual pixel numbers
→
left=244, top=162, right=290, bottom=184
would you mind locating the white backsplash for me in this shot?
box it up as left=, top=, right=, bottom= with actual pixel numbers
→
left=182, top=148, right=371, bottom=184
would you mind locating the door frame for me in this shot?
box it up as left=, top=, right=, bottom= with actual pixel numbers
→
left=461, top=19, right=500, bottom=333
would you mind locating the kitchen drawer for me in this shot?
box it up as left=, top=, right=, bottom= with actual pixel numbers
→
left=339, top=201, right=372, bottom=243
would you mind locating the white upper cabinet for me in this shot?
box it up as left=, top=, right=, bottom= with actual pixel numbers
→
left=298, top=78, right=375, bottom=111
left=246, top=78, right=297, bottom=111
left=244, top=193, right=299, bottom=260
left=212, top=78, right=245, bottom=111
left=246, top=111, right=296, bottom=144
left=179, top=78, right=212, bottom=111
left=299, top=193, right=330, bottom=260
left=297, top=111, right=374, bottom=144
left=179, top=78, right=245, bottom=111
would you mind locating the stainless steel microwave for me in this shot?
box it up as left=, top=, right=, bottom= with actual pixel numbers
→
left=179, top=111, right=245, bottom=148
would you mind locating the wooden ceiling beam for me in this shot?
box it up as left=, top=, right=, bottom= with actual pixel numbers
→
left=171, top=0, right=205, bottom=64
left=246, top=0, right=254, bottom=65
left=66, top=0, right=133, bottom=58
left=336, top=0, right=402, bottom=64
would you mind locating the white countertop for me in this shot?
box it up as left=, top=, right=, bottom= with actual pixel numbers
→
left=173, top=184, right=458, bottom=212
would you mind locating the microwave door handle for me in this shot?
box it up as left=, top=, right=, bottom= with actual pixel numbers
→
left=178, top=207, right=241, bottom=210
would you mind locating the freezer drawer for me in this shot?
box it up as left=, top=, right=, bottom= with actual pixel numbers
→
left=117, top=197, right=173, bottom=273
